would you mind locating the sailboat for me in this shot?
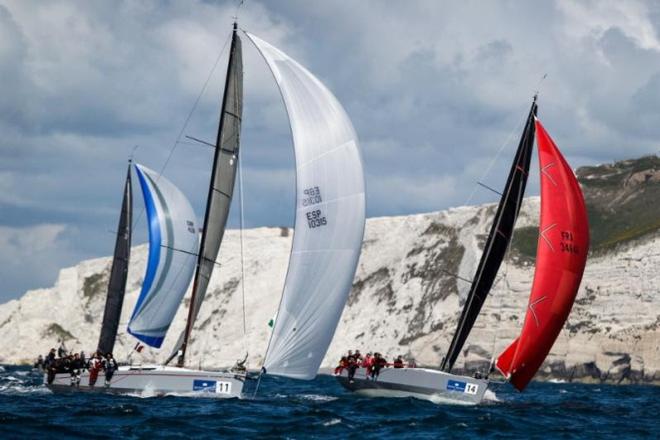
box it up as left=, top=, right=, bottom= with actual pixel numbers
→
left=45, top=160, right=133, bottom=390
left=46, top=163, right=243, bottom=394
left=160, top=24, right=365, bottom=389
left=336, top=97, right=589, bottom=404
left=47, top=22, right=365, bottom=396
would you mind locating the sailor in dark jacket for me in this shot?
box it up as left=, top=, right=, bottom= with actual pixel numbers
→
left=69, top=353, right=83, bottom=386
left=44, top=349, right=56, bottom=369
left=103, top=353, right=119, bottom=387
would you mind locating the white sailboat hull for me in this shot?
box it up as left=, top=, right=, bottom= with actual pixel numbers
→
left=45, top=365, right=245, bottom=398
left=335, top=367, right=488, bottom=405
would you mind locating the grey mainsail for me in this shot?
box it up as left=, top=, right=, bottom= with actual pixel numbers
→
left=97, top=161, right=133, bottom=355
left=440, top=99, right=537, bottom=373
left=172, top=24, right=243, bottom=367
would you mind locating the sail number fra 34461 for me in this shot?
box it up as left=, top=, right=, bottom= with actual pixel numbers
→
left=560, top=230, right=580, bottom=254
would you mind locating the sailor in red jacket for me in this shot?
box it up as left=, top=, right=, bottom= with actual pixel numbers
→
left=88, top=352, right=102, bottom=387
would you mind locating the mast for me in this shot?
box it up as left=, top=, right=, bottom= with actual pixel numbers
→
left=97, top=160, right=132, bottom=355
left=440, top=97, right=537, bottom=373
left=175, top=22, right=243, bottom=367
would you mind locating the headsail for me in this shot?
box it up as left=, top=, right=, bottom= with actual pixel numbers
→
left=128, top=163, right=199, bottom=348
left=173, top=24, right=243, bottom=366
left=441, top=100, right=537, bottom=372
left=246, top=32, right=366, bottom=380
left=97, top=162, right=133, bottom=355
left=496, top=119, right=589, bottom=391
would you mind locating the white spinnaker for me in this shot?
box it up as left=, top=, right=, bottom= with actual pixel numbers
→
left=246, top=32, right=366, bottom=380
left=128, top=164, right=199, bottom=348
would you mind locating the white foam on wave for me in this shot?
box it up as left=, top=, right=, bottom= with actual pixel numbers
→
left=298, top=394, right=338, bottom=403
left=428, top=394, right=478, bottom=406
left=122, top=384, right=158, bottom=399
left=123, top=389, right=241, bottom=400
left=0, top=384, right=50, bottom=395
left=322, top=418, right=341, bottom=427
left=164, top=391, right=240, bottom=399
left=483, top=389, right=501, bottom=403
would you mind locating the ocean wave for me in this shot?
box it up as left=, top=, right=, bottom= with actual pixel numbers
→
left=298, top=394, right=338, bottom=403
left=483, top=389, right=500, bottom=403
left=0, top=384, right=50, bottom=395
left=0, top=367, right=657, bottom=439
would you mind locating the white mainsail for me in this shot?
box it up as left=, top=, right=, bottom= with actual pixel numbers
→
left=246, top=33, right=366, bottom=380
left=128, top=163, right=199, bottom=348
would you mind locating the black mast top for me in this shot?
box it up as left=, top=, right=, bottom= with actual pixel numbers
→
left=174, top=22, right=243, bottom=367
left=97, top=160, right=133, bottom=355
left=441, top=98, right=538, bottom=373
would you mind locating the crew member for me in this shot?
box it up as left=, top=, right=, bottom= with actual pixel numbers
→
left=104, top=353, right=118, bottom=387
left=88, top=353, right=102, bottom=387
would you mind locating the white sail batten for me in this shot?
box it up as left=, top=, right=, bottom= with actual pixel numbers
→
left=128, top=164, right=199, bottom=348
left=246, top=32, right=366, bottom=380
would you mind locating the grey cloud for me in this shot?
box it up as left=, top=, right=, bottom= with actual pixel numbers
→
left=1, top=0, right=659, bottom=301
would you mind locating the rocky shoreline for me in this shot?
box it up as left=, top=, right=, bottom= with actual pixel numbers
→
left=1, top=157, right=658, bottom=387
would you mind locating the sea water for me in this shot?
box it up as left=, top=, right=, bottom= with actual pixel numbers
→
left=0, top=365, right=657, bottom=439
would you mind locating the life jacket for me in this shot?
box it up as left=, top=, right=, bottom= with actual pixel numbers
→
left=90, top=358, right=101, bottom=372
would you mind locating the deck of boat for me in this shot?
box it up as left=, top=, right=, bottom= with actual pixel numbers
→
left=334, top=367, right=488, bottom=405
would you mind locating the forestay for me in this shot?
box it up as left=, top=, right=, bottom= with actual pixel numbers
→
left=246, top=32, right=366, bottom=380
left=128, top=164, right=199, bottom=348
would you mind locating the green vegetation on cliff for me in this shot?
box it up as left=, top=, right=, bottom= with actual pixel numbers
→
left=511, top=155, right=660, bottom=261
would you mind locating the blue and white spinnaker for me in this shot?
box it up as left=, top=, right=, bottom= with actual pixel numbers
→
left=128, top=163, right=199, bottom=348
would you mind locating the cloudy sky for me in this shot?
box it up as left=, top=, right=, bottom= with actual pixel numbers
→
left=1, top=0, right=659, bottom=302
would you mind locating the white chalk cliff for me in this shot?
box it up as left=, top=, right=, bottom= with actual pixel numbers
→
left=0, top=156, right=658, bottom=384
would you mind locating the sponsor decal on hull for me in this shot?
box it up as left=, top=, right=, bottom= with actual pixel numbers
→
left=446, top=380, right=479, bottom=395
left=193, top=380, right=217, bottom=391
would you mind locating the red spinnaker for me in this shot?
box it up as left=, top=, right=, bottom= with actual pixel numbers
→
left=496, top=119, right=589, bottom=391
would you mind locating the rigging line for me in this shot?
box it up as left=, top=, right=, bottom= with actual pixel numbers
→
left=184, top=135, right=216, bottom=148
left=392, top=101, right=530, bottom=298
left=438, top=268, right=473, bottom=285
left=159, top=244, right=223, bottom=267
left=131, top=30, right=233, bottom=231
left=139, top=242, right=199, bottom=352
left=463, top=111, right=526, bottom=208
left=233, top=0, right=246, bottom=21
left=486, top=168, right=528, bottom=365
left=477, top=181, right=503, bottom=196
left=253, top=368, right=264, bottom=398
left=238, top=149, right=249, bottom=362
left=534, top=73, right=548, bottom=97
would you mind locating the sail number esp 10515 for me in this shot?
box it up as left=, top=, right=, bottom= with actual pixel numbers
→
left=302, top=186, right=327, bottom=229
